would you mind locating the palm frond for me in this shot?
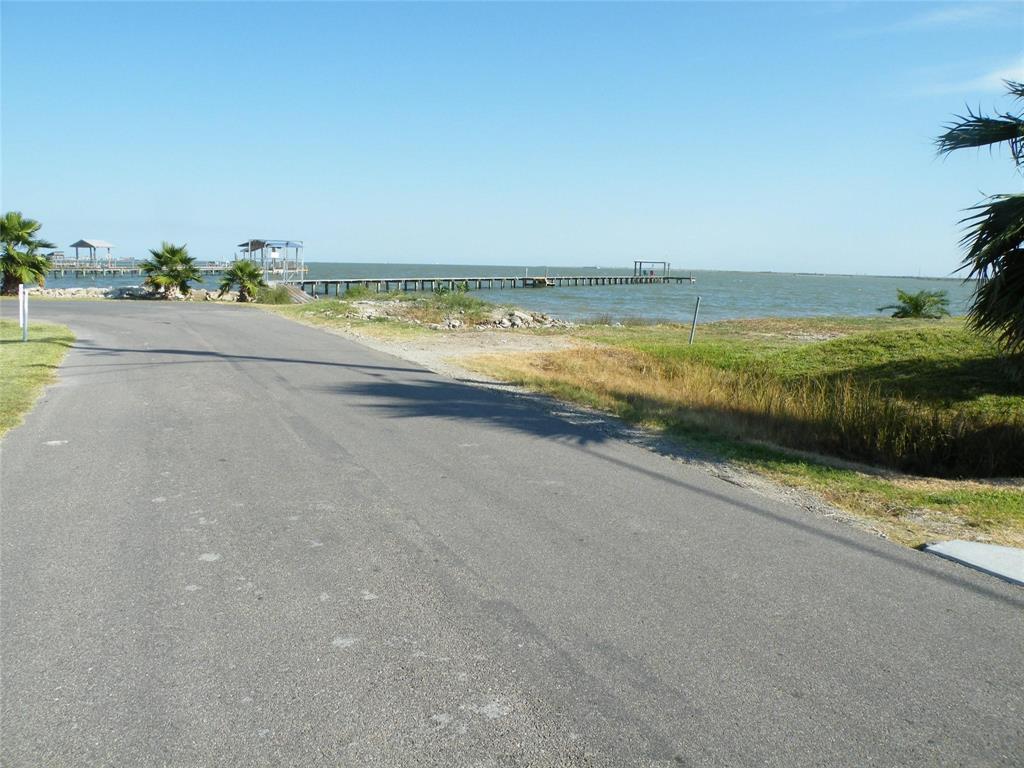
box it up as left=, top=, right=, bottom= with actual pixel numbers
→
left=2, top=244, right=53, bottom=291
left=936, top=110, right=1024, bottom=165
left=940, top=80, right=1024, bottom=356
left=965, top=250, right=1024, bottom=355
left=956, top=194, right=1024, bottom=278
left=1, top=211, right=51, bottom=250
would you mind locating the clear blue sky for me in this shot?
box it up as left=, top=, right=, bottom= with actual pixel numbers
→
left=2, top=1, right=1022, bottom=274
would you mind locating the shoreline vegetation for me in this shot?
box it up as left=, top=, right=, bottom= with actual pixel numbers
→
left=264, top=290, right=1024, bottom=549
left=0, top=319, right=74, bottom=436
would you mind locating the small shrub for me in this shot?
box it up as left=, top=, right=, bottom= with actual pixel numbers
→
left=342, top=284, right=375, bottom=300
left=430, top=291, right=487, bottom=313
left=878, top=289, right=951, bottom=319
left=434, top=281, right=469, bottom=296
left=256, top=285, right=292, bottom=304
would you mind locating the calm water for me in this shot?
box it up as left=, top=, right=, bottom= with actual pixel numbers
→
left=48, top=262, right=973, bottom=324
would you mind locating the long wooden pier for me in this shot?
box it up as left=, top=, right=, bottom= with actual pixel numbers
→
left=296, top=274, right=695, bottom=297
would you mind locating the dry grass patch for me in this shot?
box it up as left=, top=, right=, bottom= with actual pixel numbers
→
left=467, top=345, right=1023, bottom=476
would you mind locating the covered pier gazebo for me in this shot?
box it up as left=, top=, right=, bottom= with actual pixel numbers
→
left=69, top=239, right=115, bottom=265
left=633, top=260, right=671, bottom=277
left=236, top=239, right=304, bottom=283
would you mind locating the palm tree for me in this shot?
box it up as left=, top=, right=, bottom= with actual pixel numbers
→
left=878, top=289, right=950, bottom=319
left=937, top=80, right=1024, bottom=355
left=218, top=259, right=267, bottom=302
left=140, top=242, right=202, bottom=298
left=1, top=211, right=56, bottom=295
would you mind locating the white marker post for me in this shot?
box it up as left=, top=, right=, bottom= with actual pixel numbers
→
left=18, top=284, right=28, bottom=342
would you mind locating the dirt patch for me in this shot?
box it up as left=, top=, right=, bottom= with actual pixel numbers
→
left=315, top=322, right=580, bottom=381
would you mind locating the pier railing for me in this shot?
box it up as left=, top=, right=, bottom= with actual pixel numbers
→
left=294, top=274, right=695, bottom=297
left=47, top=261, right=308, bottom=279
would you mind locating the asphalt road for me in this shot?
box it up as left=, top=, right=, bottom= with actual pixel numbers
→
left=2, top=300, right=1022, bottom=767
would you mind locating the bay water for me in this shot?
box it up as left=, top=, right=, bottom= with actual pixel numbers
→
left=47, top=262, right=974, bottom=325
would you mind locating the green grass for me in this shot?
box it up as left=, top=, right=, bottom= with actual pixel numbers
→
left=682, top=424, right=1024, bottom=546
left=255, top=285, right=293, bottom=304
left=0, top=319, right=74, bottom=436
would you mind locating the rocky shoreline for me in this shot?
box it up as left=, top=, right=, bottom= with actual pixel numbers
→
left=344, top=299, right=573, bottom=330
left=27, top=286, right=239, bottom=301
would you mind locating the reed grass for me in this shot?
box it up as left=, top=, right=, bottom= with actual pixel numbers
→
left=471, top=345, right=1023, bottom=478
left=255, top=285, right=293, bottom=304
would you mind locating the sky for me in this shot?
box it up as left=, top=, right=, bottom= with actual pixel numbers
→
left=2, top=1, right=1022, bottom=275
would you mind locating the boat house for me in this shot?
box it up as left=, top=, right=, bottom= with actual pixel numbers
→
left=236, top=239, right=305, bottom=283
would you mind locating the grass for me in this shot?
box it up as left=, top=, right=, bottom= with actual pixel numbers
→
left=405, top=291, right=495, bottom=325
left=677, top=424, right=1024, bottom=548
left=0, top=319, right=74, bottom=437
left=255, top=285, right=293, bottom=304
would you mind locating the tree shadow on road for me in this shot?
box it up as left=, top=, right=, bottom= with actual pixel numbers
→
left=320, top=375, right=613, bottom=446
left=64, top=342, right=428, bottom=376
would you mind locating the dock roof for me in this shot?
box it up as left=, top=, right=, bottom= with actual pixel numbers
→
left=237, top=239, right=303, bottom=252
left=69, top=239, right=114, bottom=249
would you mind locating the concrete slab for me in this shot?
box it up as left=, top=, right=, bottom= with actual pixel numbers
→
left=924, top=540, right=1024, bottom=587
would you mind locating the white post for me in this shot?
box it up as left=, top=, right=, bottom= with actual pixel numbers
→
left=19, top=284, right=28, bottom=341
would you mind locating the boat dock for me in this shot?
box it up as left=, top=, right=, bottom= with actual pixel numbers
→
left=296, top=273, right=695, bottom=297
left=46, top=261, right=308, bottom=278
left=47, top=261, right=232, bottom=278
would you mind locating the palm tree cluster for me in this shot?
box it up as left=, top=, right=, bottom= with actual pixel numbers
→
left=937, top=80, right=1024, bottom=355
left=218, top=259, right=267, bottom=302
left=140, top=242, right=202, bottom=299
left=878, top=289, right=950, bottom=319
left=1, top=211, right=55, bottom=295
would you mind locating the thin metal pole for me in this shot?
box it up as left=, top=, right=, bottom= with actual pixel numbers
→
left=688, top=295, right=701, bottom=345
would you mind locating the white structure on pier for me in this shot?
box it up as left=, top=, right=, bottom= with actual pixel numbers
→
left=69, top=239, right=115, bottom=264
left=236, top=239, right=304, bottom=284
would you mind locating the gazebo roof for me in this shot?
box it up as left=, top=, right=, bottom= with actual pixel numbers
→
left=70, top=239, right=114, bottom=249
left=237, top=239, right=303, bottom=252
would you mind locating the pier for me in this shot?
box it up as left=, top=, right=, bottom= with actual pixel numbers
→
left=295, top=273, right=695, bottom=297
left=47, top=261, right=229, bottom=278
left=46, top=260, right=308, bottom=279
